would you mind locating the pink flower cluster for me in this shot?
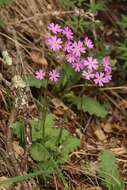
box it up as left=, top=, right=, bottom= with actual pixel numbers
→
left=35, top=69, right=60, bottom=83
left=36, top=23, right=112, bottom=87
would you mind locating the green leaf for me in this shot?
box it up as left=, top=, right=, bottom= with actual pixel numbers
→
left=31, top=118, right=43, bottom=141
left=38, top=160, right=57, bottom=176
left=44, top=113, right=54, bottom=129
left=69, top=17, right=86, bottom=33
left=72, top=95, right=108, bottom=118
left=23, top=75, right=47, bottom=88
left=61, top=0, right=76, bottom=9
left=31, top=143, right=49, bottom=162
left=89, top=0, right=106, bottom=13
left=0, top=18, right=5, bottom=29
left=60, top=136, right=80, bottom=163
left=0, top=0, right=14, bottom=6
left=31, top=114, right=54, bottom=142
left=98, top=150, right=124, bottom=190
left=60, top=62, right=81, bottom=87
left=31, top=112, right=79, bottom=172
left=43, top=113, right=58, bottom=139
left=119, top=15, right=127, bottom=30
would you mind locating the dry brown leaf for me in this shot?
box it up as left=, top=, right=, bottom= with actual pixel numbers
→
left=52, top=98, right=68, bottom=116
left=76, top=184, right=89, bottom=190
left=13, top=141, right=24, bottom=158
left=76, top=185, right=103, bottom=190
left=87, top=161, right=98, bottom=176
left=86, top=187, right=103, bottom=190
left=106, top=29, right=113, bottom=36
left=120, top=99, right=127, bottom=109
left=51, top=98, right=68, bottom=111
left=102, top=123, right=112, bottom=133
left=53, top=109, right=65, bottom=116
left=111, top=147, right=127, bottom=156
left=112, top=123, right=121, bottom=130
left=31, top=51, right=48, bottom=66
left=86, top=143, right=96, bottom=151
left=94, top=128, right=106, bottom=141
left=82, top=160, right=98, bottom=176
left=0, top=187, right=7, bottom=190
left=27, top=0, right=38, bottom=13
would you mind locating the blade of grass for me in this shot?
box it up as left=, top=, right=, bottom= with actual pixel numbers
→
left=0, top=170, right=43, bottom=186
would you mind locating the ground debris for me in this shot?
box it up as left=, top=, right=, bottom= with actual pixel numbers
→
left=76, top=185, right=103, bottom=190
left=30, top=51, right=48, bottom=66
left=13, top=141, right=24, bottom=159
left=94, top=128, right=107, bottom=142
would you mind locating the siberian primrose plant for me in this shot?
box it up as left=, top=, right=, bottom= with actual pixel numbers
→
left=35, top=23, right=112, bottom=87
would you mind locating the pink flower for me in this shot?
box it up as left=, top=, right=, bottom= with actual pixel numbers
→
left=62, top=26, right=73, bottom=40
left=104, top=74, right=112, bottom=83
left=84, top=37, right=94, bottom=49
left=65, top=53, right=76, bottom=63
left=82, top=70, right=95, bottom=80
left=102, top=57, right=110, bottom=66
left=104, top=65, right=112, bottom=74
left=102, top=57, right=112, bottom=74
left=83, top=57, right=98, bottom=70
left=48, top=23, right=62, bottom=34
left=46, top=36, right=62, bottom=51
left=64, top=41, right=72, bottom=53
left=94, top=72, right=106, bottom=86
left=49, top=69, right=60, bottom=82
left=71, top=41, right=86, bottom=57
left=35, top=69, right=46, bottom=80
left=71, top=59, right=84, bottom=72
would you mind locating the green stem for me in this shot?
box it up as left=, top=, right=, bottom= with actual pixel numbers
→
left=56, top=127, right=63, bottom=145
left=42, top=79, right=49, bottom=139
